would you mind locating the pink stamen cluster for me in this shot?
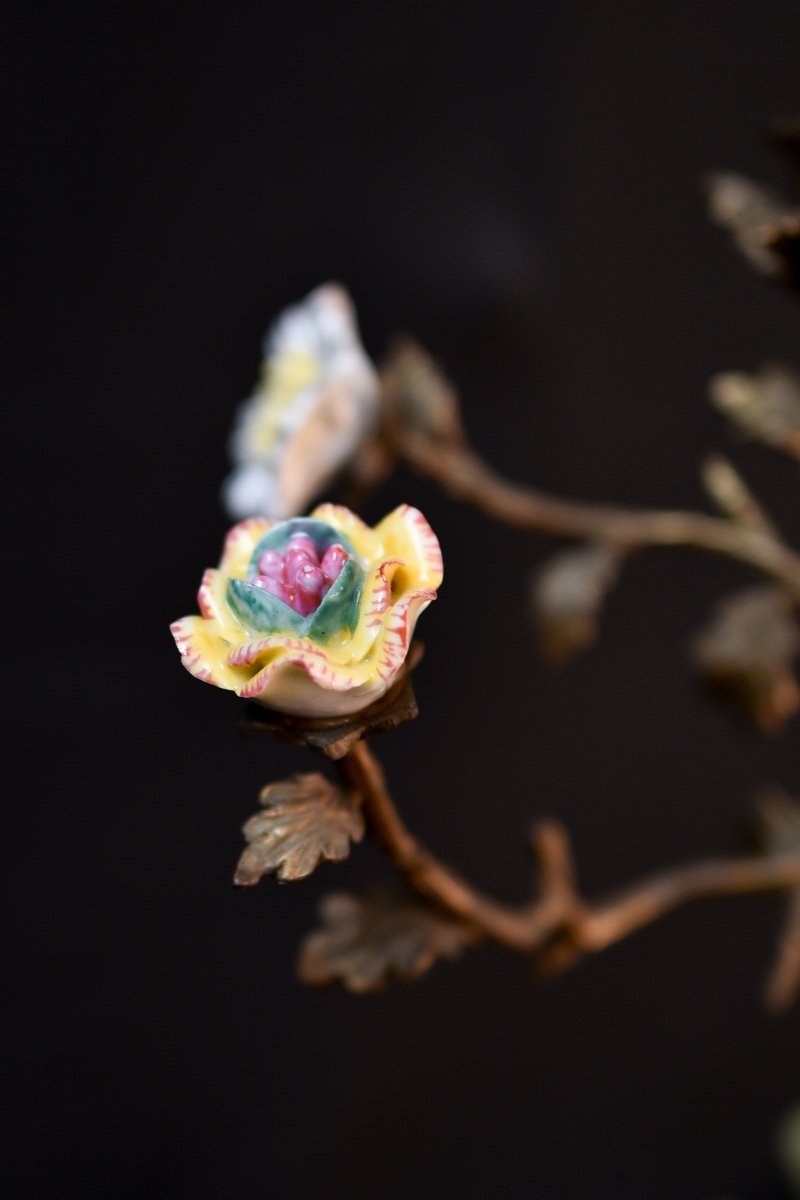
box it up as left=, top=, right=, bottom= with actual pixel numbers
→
left=249, top=534, right=350, bottom=617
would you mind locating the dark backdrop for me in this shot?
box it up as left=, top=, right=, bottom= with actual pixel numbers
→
left=7, top=3, right=800, bottom=1198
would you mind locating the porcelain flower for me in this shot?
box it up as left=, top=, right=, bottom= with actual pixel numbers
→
left=171, top=504, right=443, bottom=718
left=223, top=285, right=379, bottom=520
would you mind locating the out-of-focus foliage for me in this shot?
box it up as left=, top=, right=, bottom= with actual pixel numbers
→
left=705, top=171, right=800, bottom=286
left=709, top=364, right=800, bottom=459
left=690, top=587, right=800, bottom=731
left=381, top=338, right=464, bottom=445
left=531, top=543, right=622, bottom=661
left=297, top=889, right=476, bottom=992
left=754, top=786, right=800, bottom=858
left=701, top=455, right=780, bottom=536
left=777, top=1103, right=800, bottom=1198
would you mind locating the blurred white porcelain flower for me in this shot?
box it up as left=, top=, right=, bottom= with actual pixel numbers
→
left=223, top=284, right=379, bottom=520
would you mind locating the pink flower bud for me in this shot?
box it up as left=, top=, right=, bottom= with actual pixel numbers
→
left=320, top=543, right=349, bottom=584
left=287, top=533, right=319, bottom=563
left=284, top=546, right=312, bottom=586
left=294, top=562, right=326, bottom=616
left=257, top=549, right=284, bottom=579
left=252, top=574, right=293, bottom=606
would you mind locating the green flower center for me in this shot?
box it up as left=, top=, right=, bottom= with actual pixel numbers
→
left=227, top=518, right=365, bottom=642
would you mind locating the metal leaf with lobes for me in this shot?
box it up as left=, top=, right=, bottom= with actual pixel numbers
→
left=297, top=889, right=478, bottom=992
left=234, top=773, right=365, bottom=885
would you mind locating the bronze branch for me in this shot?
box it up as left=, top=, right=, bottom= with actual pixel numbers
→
left=333, top=740, right=800, bottom=1010
left=385, top=424, right=800, bottom=599
left=234, top=125, right=800, bottom=1006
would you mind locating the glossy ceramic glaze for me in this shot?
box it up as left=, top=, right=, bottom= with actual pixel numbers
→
left=171, top=504, right=443, bottom=717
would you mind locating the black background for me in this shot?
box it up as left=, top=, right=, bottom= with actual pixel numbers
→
left=7, top=3, right=800, bottom=1198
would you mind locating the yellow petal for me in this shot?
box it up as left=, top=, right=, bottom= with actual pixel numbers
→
left=228, top=632, right=330, bottom=670
left=373, top=505, right=443, bottom=592
left=309, top=503, right=382, bottom=562
left=238, top=646, right=365, bottom=702
left=171, top=616, right=247, bottom=690
left=219, top=517, right=274, bottom=578
left=248, top=348, right=320, bottom=455
left=369, top=586, right=436, bottom=686
left=342, top=559, right=403, bottom=664
left=197, top=568, right=247, bottom=643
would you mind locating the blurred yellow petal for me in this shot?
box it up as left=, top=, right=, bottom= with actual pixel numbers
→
left=224, top=286, right=379, bottom=520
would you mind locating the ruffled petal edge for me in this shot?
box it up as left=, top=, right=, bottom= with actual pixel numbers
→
left=374, top=505, right=443, bottom=590
left=220, top=517, right=275, bottom=577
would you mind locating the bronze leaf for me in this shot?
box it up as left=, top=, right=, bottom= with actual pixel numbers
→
left=709, top=363, right=800, bottom=460
left=754, top=786, right=800, bottom=858
left=705, top=171, right=800, bottom=286
left=235, top=773, right=364, bottom=885
left=381, top=337, right=464, bottom=445
left=531, top=542, right=622, bottom=662
left=297, top=889, right=477, bottom=992
left=691, top=586, right=800, bottom=731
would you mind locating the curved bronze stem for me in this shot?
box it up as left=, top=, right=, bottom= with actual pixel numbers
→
left=340, top=740, right=800, bottom=1004
left=337, top=740, right=570, bottom=950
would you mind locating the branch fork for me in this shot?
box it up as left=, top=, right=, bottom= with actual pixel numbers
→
left=232, top=127, right=800, bottom=1002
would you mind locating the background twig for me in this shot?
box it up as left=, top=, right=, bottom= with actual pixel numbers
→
left=387, top=427, right=800, bottom=599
